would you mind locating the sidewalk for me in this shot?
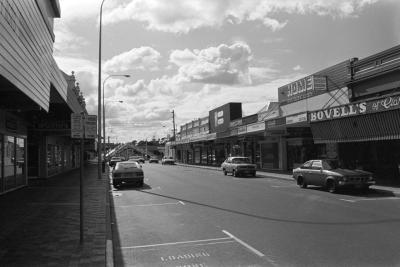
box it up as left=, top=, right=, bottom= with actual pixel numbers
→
left=0, top=165, right=109, bottom=267
left=176, top=163, right=400, bottom=194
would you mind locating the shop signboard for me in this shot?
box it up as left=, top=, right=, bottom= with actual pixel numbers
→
left=278, top=75, right=327, bottom=104
left=209, top=103, right=242, bottom=133
left=238, top=125, right=247, bottom=135
left=286, top=112, right=308, bottom=125
left=230, top=128, right=238, bottom=136
left=230, top=118, right=242, bottom=127
left=242, top=114, right=258, bottom=125
left=247, top=122, right=265, bottom=133
left=84, top=115, right=97, bottom=139
left=309, top=93, right=400, bottom=122
left=71, top=113, right=83, bottom=139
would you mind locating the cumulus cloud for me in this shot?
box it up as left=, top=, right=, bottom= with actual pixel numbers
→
left=102, top=0, right=379, bottom=33
left=171, top=43, right=252, bottom=85
left=104, top=46, right=161, bottom=72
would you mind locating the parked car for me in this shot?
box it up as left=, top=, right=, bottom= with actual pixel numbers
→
left=109, top=156, right=123, bottom=167
left=128, top=156, right=145, bottom=164
left=149, top=157, right=159, bottom=163
left=292, top=159, right=375, bottom=193
left=112, top=161, right=144, bottom=187
left=161, top=156, right=175, bottom=165
left=221, top=157, right=256, bottom=177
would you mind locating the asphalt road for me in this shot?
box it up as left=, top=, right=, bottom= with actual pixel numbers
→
left=110, top=163, right=400, bottom=267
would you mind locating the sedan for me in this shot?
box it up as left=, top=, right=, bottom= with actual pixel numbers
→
left=292, top=159, right=375, bottom=193
left=221, top=157, right=256, bottom=177
left=109, top=156, right=123, bottom=167
left=112, top=161, right=144, bottom=188
left=149, top=157, right=159, bottom=163
left=161, top=156, right=175, bottom=165
left=128, top=156, right=145, bottom=164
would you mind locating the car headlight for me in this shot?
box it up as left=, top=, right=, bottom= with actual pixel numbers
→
left=368, top=175, right=374, bottom=181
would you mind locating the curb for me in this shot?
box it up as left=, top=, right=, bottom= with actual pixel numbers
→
left=105, top=172, right=114, bottom=267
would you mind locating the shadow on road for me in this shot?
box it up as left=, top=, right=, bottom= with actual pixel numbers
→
left=129, top=189, right=400, bottom=226
left=306, top=187, right=396, bottom=198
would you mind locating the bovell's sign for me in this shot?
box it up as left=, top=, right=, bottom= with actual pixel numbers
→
left=310, top=93, right=400, bottom=122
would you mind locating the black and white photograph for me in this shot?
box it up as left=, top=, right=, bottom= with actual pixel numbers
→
left=1, top=0, right=400, bottom=266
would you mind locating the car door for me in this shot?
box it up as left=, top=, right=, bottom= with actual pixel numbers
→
left=298, top=161, right=313, bottom=184
left=309, top=160, right=324, bottom=186
left=225, top=158, right=233, bottom=173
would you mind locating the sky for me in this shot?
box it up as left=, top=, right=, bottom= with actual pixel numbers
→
left=53, top=0, right=400, bottom=143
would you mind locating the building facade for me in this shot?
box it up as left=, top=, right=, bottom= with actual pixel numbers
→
left=0, top=1, right=90, bottom=194
left=168, top=44, right=400, bottom=184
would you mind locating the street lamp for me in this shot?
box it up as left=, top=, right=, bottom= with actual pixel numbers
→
left=97, top=0, right=106, bottom=178
left=103, top=99, right=123, bottom=168
left=102, top=74, right=129, bottom=172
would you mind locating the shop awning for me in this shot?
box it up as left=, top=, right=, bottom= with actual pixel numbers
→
left=311, top=109, right=400, bottom=143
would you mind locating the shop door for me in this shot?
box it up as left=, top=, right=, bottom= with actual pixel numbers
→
left=28, top=144, right=39, bottom=177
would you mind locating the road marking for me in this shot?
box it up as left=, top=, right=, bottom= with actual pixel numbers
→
left=117, top=202, right=185, bottom=207
left=271, top=185, right=295, bottom=188
left=179, top=201, right=185, bottom=205
left=121, top=237, right=232, bottom=249
left=222, top=230, right=264, bottom=258
left=340, top=197, right=400, bottom=203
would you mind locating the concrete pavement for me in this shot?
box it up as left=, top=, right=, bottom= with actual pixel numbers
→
left=0, top=165, right=109, bottom=267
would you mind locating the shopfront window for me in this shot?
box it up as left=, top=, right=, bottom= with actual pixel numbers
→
left=4, top=136, right=15, bottom=190
left=261, top=143, right=279, bottom=169
left=16, top=138, right=25, bottom=186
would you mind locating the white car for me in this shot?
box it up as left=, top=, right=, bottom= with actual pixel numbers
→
left=161, top=156, right=175, bottom=165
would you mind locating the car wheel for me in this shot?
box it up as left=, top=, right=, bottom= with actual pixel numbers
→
left=233, top=170, right=238, bottom=177
left=326, top=180, right=337, bottom=193
left=297, top=177, right=307, bottom=188
left=223, top=169, right=227, bottom=175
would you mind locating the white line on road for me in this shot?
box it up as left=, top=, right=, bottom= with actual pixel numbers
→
left=121, top=237, right=232, bottom=249
left=340, top=197, right=400, bottom=203
left=222, top=230, right=265, bottom=258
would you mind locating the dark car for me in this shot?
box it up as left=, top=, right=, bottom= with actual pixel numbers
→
left=149, top=157, right=159, bottom=163
left=292, top=159, right=375, bottom=193
left=221, top=156, right=256, bottom=177
left=109, top=156, right=123, bottom=167
left=112, top=161, right=144, bottom=188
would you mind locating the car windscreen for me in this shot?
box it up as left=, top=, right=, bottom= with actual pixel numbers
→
left=115, top=162, right=140, bottom=170
left=323, top=160, right=340, bottom=170
left=232, top=158, right=250, bottom=164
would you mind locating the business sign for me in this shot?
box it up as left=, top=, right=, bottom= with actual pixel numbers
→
left=230, top=119, right=242, bottom=127
left=242, top=114, right=258, bottom=125
left=286, top=113, right=308, bottom=125
left=84, top=115, right=97, bottom=139
left=278, top=75, right=327, bottom=104
left=71, top=114, right=83, bottom=138
left=247, top=122, right=265, bottom=133
left=310, top=93, right=400, bottom=122
left=238, top=125, right=247, bottom=135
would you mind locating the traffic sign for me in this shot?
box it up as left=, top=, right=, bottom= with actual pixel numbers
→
left=71, top=113, right=83, bottom=138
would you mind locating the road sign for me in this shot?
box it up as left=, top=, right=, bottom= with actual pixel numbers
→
left=71, top=113, right=83, bottom=138
left=84, top=115, right=97, bottom=139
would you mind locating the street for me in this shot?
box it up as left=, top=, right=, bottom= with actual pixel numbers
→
left=110, top=164, right=400, bottom=267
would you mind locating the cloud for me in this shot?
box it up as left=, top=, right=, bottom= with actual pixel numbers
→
left=293, top=65, right=302, bottom=71
left=101, top=0, right=379, bottom=33
left=171, top=42, right=252, bottom=85
left=104, top=46, right=161, bottom=72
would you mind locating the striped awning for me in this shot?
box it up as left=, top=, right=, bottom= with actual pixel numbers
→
left=311, top=109, right=400, bottom=143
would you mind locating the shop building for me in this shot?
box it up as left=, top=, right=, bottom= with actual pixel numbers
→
left=0, top=1, right=89, bottom=194
left=310, top=44, right=400, bottom=183
left=264, top=61, right=351, bottom=171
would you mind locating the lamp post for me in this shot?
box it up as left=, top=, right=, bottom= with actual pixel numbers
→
left=103, top=99, right=123, bottom=169
left=97, top=0, right=106, bottom=178
left=102, top=74, right=129, bottom=172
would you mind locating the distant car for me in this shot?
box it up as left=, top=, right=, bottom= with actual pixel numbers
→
left=161, top=156, right=175, bottom=165
left=149, top=157, right=159, bottom=163
left=292, top=159, right=375, bottom=193
left=128, top=156, right=145, bottom=164
left=221, top=157, right=256, bottom=177
left=112, top=161, right=144, bottom=187
left=109, top=157, right=123, bottom=167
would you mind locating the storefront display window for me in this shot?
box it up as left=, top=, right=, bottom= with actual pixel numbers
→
left=194, top=147, right=201, bottom=164
left=261, top=142, right=279, bottom=169
left=4, top=136, right=15, bottom=191
left=16, top=138, right=25, bottom=186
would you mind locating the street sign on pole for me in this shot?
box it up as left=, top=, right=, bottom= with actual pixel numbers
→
left=71, top=113, right=83, bottom=139
left=84, top=115, right=97, bottom=139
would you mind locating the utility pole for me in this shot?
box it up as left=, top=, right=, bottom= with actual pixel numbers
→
left=172, top=110, right=176, bottom=141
